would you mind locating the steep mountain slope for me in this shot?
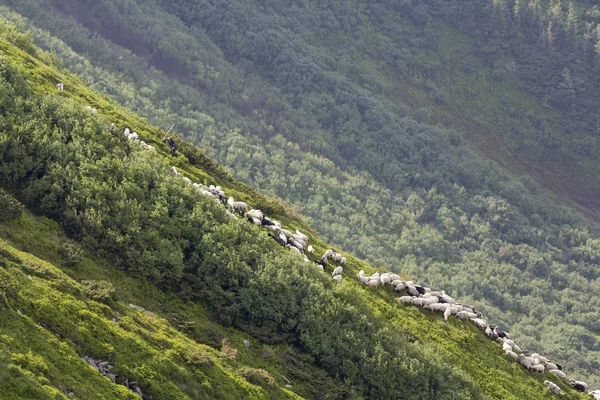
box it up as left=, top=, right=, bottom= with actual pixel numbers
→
left=2, top=0, right=600, bottom=389
left=0, top=23, right=592, bottom=399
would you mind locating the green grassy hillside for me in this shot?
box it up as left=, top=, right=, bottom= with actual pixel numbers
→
left=2, top=1, right=600, bottom=389
left=0, top=23, right=592, bottom=399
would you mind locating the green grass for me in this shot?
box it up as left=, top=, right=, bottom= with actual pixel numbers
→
left=0, top=35, right=591, bottom=399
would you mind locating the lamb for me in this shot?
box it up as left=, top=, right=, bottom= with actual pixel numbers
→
left=339, top=256, right=347, bottom=265
left=56, top=83, right=64, bottom=90
left=332, top=266, right=343, bottom=277
left=570, top=380, right=588, bottom=392
left=170, top=166, right=180, bottom=177
left=307, top=245, right=315, bottom=254
left=332, top=275, right=342, bottom=283
left=543, top=381, right=563, bottom=396
left=549, top=369, right=567, bottom=380
left=393, top=281, right=406, bottom=292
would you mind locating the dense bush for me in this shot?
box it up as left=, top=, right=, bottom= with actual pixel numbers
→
left=3, top=0, right=600, bottom=385
left=0, top=189, right=24, bottom=222
left=80, top=280, right=116, bottom=303
left=0, top=58, right=482, bottom=399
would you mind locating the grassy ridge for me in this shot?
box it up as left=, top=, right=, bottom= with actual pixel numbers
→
left=0, top=29, right=590, bottom=399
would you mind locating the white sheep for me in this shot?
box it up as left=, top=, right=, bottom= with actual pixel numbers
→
left=332, top=266, right=343, bottom=277
left=549, top=369, right=567, bottom=380
left=307, top=245, right=315, bottom=254
left=396, top=296, right=413, bottom=305
left=543, top=381, right=563, bottom=396
left=439, top=293, right=456, bottom=304
left=470, top=318, right=488, bottom=330
left=529, top=364, right=545, bottom=373
left=56, top=83, right=64, bottom=90
left=531, top=353, right=548, bottom=363
left=545, top=362, right=558, bottom=371
left=380, top=273, right=391, bottom=285
left=412, top=298, right=426, bottom=307
left=429, top=303, right=450, bottom=312
left=456, top=311, right=477, bottom=320
left=227, top=197, right=248, bottom=215
left=367, top=279, right=380, bottom=288
left=247, top=209, right=264, bottom=221
left=170, top=166, right=180, bottom=177
left=295, top=230, right=308, bottom=243
left=505, top=350, right=519, bottom=361
left=339, top=256, right=347, bottom=265
left=332, top=275, right=342, bottom=283
left=85, top=105, right=98, bottom=114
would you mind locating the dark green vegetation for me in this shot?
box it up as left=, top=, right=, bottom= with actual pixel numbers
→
left=0, top=20, right=592, bottom=399
left=3, top=0, right=600, bottom=390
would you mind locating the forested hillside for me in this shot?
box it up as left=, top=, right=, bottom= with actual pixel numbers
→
left=1, top=23, right=593, bottom=399
left=1, top=0, right=600, bottom=394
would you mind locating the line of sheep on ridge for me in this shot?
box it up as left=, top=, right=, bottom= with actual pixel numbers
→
left=354, top=270, right=597, bottom=396
left=99, top=114, right=598, bottom=398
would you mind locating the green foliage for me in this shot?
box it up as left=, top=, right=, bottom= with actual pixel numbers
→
left=0, top=189, right=24, bottom=222
left=60, top=241, right=84, bottom=266
left=80, top=279, right=115, bottom=303
left=0, top=10, right=596, bottom=399
left=237, top=367, right=275, bottom=387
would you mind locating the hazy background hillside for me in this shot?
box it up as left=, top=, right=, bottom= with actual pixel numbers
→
left=2, top=0, right=600, bottom=388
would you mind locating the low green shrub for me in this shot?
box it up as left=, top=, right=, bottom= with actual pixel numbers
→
left=0, top=189, right=24, bottom=222
left=237, top=367, right=275, bottom=387
left=80, top=280, right=116, bottom=303
left=60, top=242, right=84, bottom=266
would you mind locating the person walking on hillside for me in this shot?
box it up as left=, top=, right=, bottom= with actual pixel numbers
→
left=162, top=135, right=178, bottom=156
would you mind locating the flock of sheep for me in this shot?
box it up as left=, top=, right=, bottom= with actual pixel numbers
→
left=362, top=270, right=596, bottom=397
left=168, top=151, right=598, bottom=398
left=83, top=111, right=598, bottom=398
